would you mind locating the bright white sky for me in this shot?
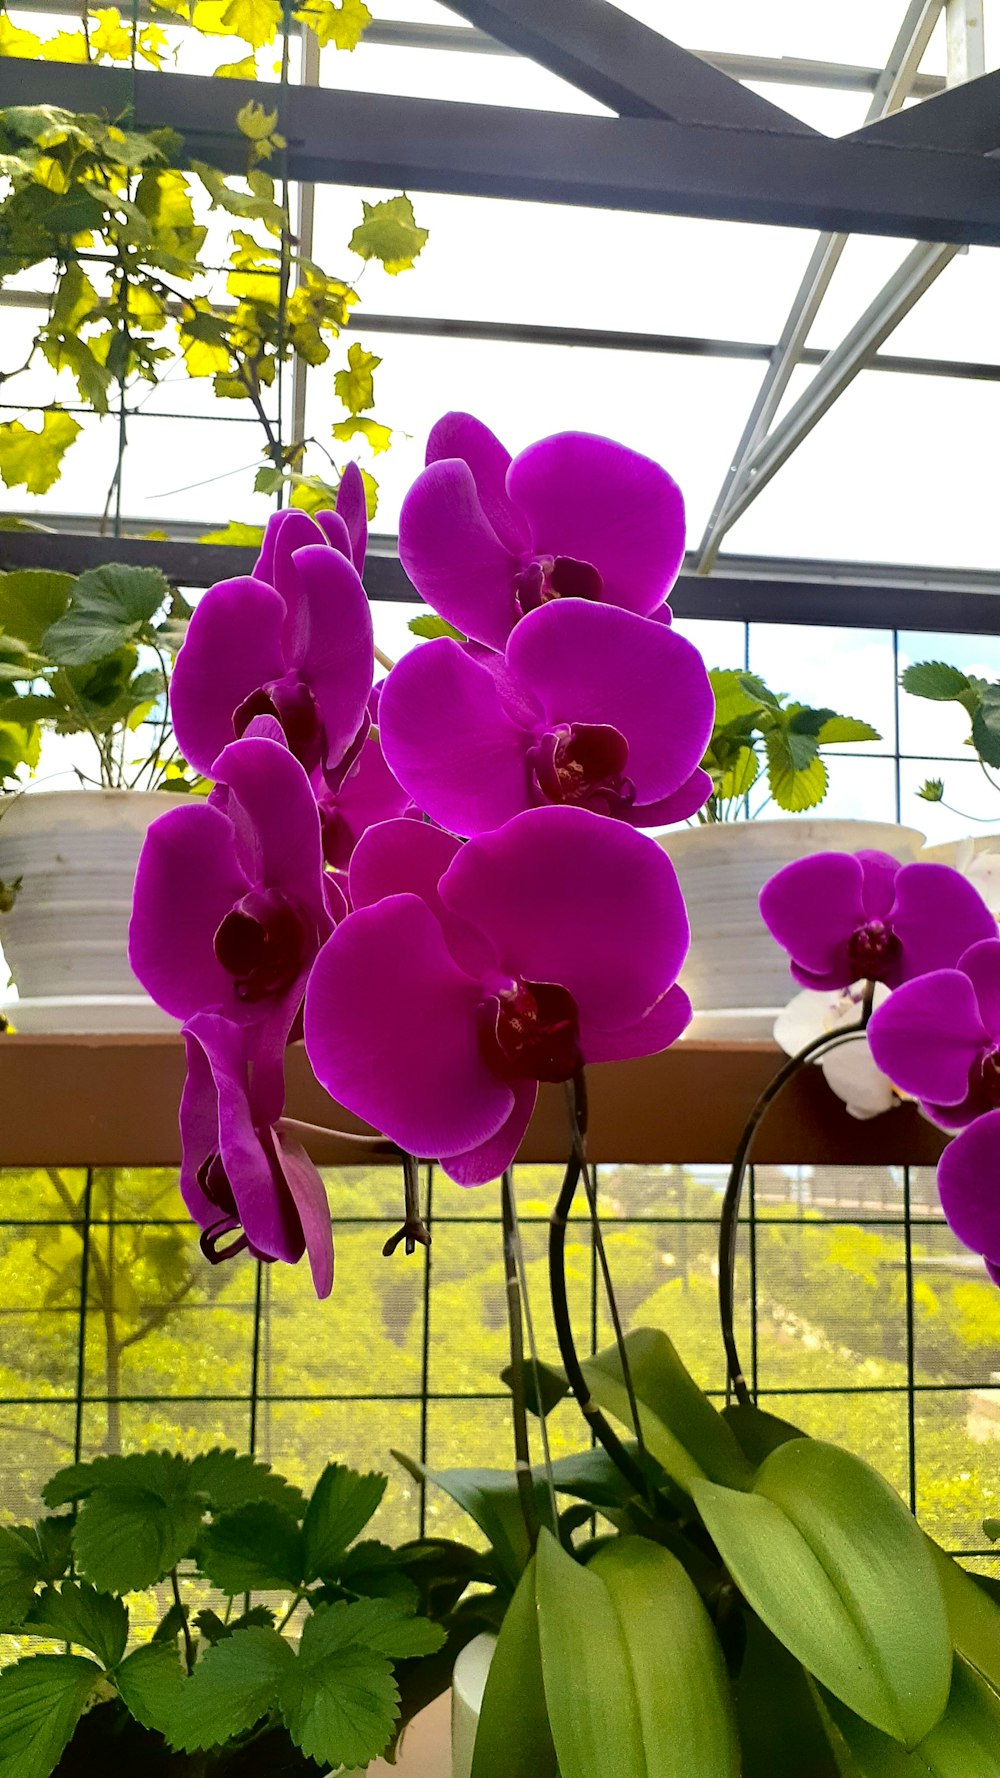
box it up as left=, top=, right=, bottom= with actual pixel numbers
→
left=3, top=0, right=1000, bottom=861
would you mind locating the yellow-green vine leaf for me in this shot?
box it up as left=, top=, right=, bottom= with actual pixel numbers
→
left=331, top=415, right=391, bottom=454
left=215, top=52, right=256, bottom=75
left=88, top=7, right=134, bottom=60
left=222, top=0, right=281, bottom=48
left=294, top=0, right=371, bottom=50
left=0, top=413, right=82, bottom=495
left=0, top=14, right=42, bottom=55
left=334, top=342, right=380, bottom=415
left=136, top=22, right=168, bottom=65
left=348, top=194, right=428, bottom=274
left=38, top=29, right=90, bottom=59
left=199, top=521, right=264, bottom=546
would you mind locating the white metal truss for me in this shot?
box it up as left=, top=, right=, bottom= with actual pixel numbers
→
left=695, top=0, right=982, bottom=572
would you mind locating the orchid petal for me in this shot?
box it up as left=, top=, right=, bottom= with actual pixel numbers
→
left=313, top=509, right=353, bottom=562
left=440, top=1080, right=537, bottom=1186
left=270, top=510, right=331, bottom=628
left=304, top=894, right=515, bottom=1159
left=583, top=983, right=691, bottom=1062
left=440, top=806, right=689, bottom=1032
left=426, top=411, right=529, bottom=556
left=633, top=769, right=713, bottom=828
left=506, top=432, right=686, bottom=617
left=398, top=459, right=521, bottom=650
left=213, top=734, right=328, bottom=924
left=272, top=1128, right=334, bottom=1297
left=890, top=863, right=996, bottom=983
left=179, top=1023, right=224, bottom=1229
left=937, top=1109, right=1000, bottom=1264
left=957, top=938, right=1000, bottom=1038
left=349, top=817, right=463, bottom=914
left=821, top=1041, right=898, bottom=1120
left=856, top=850, right=901, bottom=920
left=333, top=460, right=368, bottom=569
left=379, top=641, right=531, bottom=835
left=505, top=601, right=714, bottom=802
left=284, top=544, right=374, bottom=768
left=867, top=970, right=990, bottom=1107
left=129, top=802, right=247, bottom=1018
left=170, top=577, right=286, bottom=777
left=759, top=853, right=867, bottom=988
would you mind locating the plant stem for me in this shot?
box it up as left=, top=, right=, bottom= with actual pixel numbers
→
left=171, top=1567, right=195, bottom=1675
left=548, top=1071, right=649, bottom=1498
left=276, top=1589, right=306, bottom=1633
left=500, top=1168, right=538, bottom=1550
left=382, top=1152, right=431, bottom=1257
left=579, top=1157, right=653, bottom=1499
left=717, top=985, right=876, bottom=1406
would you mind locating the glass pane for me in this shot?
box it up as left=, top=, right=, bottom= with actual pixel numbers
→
left=916, top=1392, right=997, bottom=1551
left=898, top=631, right=1000, bottom=760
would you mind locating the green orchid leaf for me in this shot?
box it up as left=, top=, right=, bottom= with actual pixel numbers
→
left=391, top=1454, right=553, bottom=1588
left=546, top=1444, right=646, bottom=1509
left=165, top=1626, right=295, bottom=1752
left=333, top=1541, right=421, bottom=1611
left=692, top=1440, right=952, bottom=1747
left=735, top=1615, right=839, bottom=1778
left=929, top=1541, right=1000, bottom=1694
left=198, top=1501, right=304, bottom=1594
left=115, top=1639, right=185, bottom=1735
left=535, top=1527, right=645, bottom=1778
left=23, top=1582, right=128, bottom=1671
left=471, top=1557, right=556, bottom=1778
left=721, top=1403, right=807, bottom=1466
left=581, top=1328, right=753, bottom=1493
left=590, top=1536, right=740, bottom=1777
left=500, top=1357, right=570, bottom=1419
left=820, top=1658, right=1000, bottom=1775
left=302, top=1463, right=387, bottom=1581
left=0, top=1654, right=101, bottom=1778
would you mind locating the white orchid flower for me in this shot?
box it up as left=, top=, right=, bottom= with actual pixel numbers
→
left=773, top=982, right=897, bottom=1121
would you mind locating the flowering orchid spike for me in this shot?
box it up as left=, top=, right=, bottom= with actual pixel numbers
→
left=180, top=1012, right=334, bottom=1297
left=170, top=529, right=373, bottom=781
left=378, top=599, right=713, bottom=836
left=868, top=937, right=1000, bottom=1127
left=317, top=685, right=410, bottom=869
left=759, top=851, right=995, bottom=993
left=304, top=808, right=691, bottom=1186
left=129, top=729, right=336, bottom=1096
left=398, top=413, right=686, bottom=650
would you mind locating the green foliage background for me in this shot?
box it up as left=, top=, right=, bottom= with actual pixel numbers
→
left=0, top=1160, right=995, bottom=1578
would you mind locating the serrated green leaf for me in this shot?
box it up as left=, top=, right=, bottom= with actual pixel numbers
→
left=714, top=743, right=759, bottom=802
left=334, top=1542, right=420, bottom=1611
left=709, top=668, right=771, bottom=728
left=73, top=1488, right=204, bottom=1592
left=303, top=1596, right=445, bottom=1661
left=278, top=1631, right=397, bottom=1770
left=692, top=1441, right=952, bottom=1747
left=765, top=733, right=828, bottom=812
left=348, top=193, right=428, bottom=274
left=581, top=1328, right=753, bottom=1493
left=188, top=1448, right=306, bottom=1519
left=303, top=1465, right=386, bottom=1582
left=23, top=1582, right=128, bottom=1671
left=334, top=341, right=380, bottom=415
left=901, top=662, right=973, bottom=702
left=198, top=520, right=264, bottom=547
left=0, top=1526, right=43, bottom=1628
left=194, top=1604, right=275, bottom=1646
left=115, top=1639, right=185, bottom=1734
left=166, top=1627, right=295, bottom=1752
left=815, top=715, right=881, bottom=746
left=0, top=570, right=73, bottom=653
left=0, top=1654, right=101, bottom=1778
left=918, top=778, right=945, bottom=803
left=199, top=1501, right=304, bottom=1594
left=331, top=414, right=391, bottom=453
left=471, top=1557, right=556, bottom=1778
left=535, top=1528, right=644, bottom=1778
left=0, top=412, right=82, bottom=495
left=295, top=0, right=371, bottom=48
left=45, top=1451, right=191, bottom=1509
left=31, top=1519, right=73, bottom=1584
left=590, top=1537, right=740, bottom=1777
left=971, top=692, right=1000, bottom=769
left=407, top=612, right=467, bottom=642
left=42, top=564, right=169, bottom=666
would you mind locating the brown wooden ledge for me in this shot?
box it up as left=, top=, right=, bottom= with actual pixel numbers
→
left=0, top=1036, right=948, bottom=1169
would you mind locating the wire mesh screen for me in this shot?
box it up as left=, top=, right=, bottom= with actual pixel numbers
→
left=0, top=1160, right=997, bottom=1572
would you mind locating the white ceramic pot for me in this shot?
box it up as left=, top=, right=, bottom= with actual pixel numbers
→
left=451, top=1633, right=497, bottom=1778
left=0, top=788, right=177, bottom=1032
left=657, top=819, right=924, bottom=1040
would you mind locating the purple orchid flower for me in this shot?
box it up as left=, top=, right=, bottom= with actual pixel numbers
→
left=378, top=598, right=712, bottom=836
left=170, top=500, right=373, bottom=782
left=129, top=725, right=338, bottom=1096
left=303, top=808, right=691, bottom=1186
left=317, top=685, right=411, bottom=870
left=254, top=462, right=368, bottom=578
left=397, top=412, right=686, bottom=651
left=181, top=1011, right=333, bottom=1297
left=867, top=938, right=1000, bottom=1127
left=935, top=1112, right=1000, bottom=1287
left=758, top=851, right=995, bottom=992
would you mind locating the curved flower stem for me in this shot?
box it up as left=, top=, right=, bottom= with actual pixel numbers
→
left=548, top=1071, right=650, bottom=1499
left=383, top=1152, right=431, bottom=1258
left=579, top=1155, right=653, bottom=1497
left=276, top=1117, right=401, bottom=1155
left=718, top=985, right=875, bottom=1407
left=501, top=1168, right=538, bottom=1550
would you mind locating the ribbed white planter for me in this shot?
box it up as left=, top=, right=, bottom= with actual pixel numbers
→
left=657, top=819, right=924, bottom=1039
left=921, top=833, right=1000, bottom=866
left=0, top=789, right=177, bottom=1033
left=451, top=1634, right=496, bottom=1778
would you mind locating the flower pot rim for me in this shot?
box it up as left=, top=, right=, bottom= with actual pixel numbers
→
left=656, top=817, right=924, bottom=850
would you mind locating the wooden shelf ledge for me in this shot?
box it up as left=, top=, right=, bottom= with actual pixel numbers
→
left=0, top=1035, right=947, bottom=1169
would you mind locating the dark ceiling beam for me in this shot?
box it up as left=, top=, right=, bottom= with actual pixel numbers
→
left=845, top=66, right=1000, bottom=152
left=4, top=62, right=999, bottom=245
left=2, top=530, right=998, bottom=634
left=439, top=0, right=817, bottom=131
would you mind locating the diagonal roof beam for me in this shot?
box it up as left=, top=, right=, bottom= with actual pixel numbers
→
left=695, top=0, right=946, bottom=571
left=844, top=66, right=1000, bottom=150
left=441, top=0, right=818, bottom=132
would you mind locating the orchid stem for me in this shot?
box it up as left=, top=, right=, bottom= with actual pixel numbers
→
left=374, top=645, right=396, bottom=673
left=501, top=1168, right=538, bottom=1549
left=277, top=1116, right=400, bottom=1154
left=548, top=1071, right=650, bottom=1499
left=383, top=1152, right=431, bottom=1258
left=717, top=983, right=876, bottom=1407
left=506, top=1170, right=559, bottom=1533
left=171, top=1568, right=195, bottom=1675
left=580, top=1155, right=653, bottom=1500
